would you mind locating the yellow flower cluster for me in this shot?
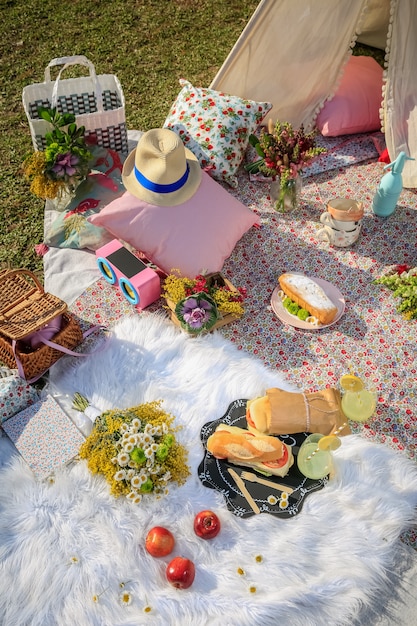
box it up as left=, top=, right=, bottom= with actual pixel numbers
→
left=162, top=272, right=192, bottom=303
left=23, top=151, right=65, bottom=200
left=212, top=289, right=244, bottom=316
left=78, top=400, right=190, bottom=501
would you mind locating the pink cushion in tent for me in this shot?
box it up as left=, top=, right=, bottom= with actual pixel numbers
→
left=316, top=56, right=383, bottom=137
left=88, top=170, right=258, bottom=277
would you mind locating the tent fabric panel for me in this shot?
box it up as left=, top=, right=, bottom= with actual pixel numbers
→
left=384, top=0, right=417, bottom=187
left=210, top=0, right=368, bottom=130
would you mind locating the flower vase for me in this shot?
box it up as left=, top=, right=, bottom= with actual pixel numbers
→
left=270, top=174, right=302, bottom=213
left=54, top=185, right=76, bottom=211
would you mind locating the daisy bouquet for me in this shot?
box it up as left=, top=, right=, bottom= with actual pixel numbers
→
left=74, top=393, right=190, bottom=504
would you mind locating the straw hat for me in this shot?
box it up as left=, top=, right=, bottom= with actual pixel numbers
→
left=122, top=128, right=202, bottom=206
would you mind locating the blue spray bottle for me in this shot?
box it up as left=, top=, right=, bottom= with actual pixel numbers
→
left=372, top=151, right=415, bottom=218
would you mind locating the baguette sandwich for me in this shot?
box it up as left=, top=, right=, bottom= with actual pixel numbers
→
left=278, top=272, right=338, bottom=325
left=206, top=423, right=294, bottom=477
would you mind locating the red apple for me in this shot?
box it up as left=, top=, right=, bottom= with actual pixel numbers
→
left=166, top=556, right=195, bottom=589
left=145, top=526, right=175, bottom=558
left=193, top=510, right=221, bottom=540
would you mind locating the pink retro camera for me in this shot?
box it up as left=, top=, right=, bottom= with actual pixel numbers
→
left=95, top=239, right=161, bottom=311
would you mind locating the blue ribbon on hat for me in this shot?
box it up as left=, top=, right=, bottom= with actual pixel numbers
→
left=134, top=164, right=190, bottom=194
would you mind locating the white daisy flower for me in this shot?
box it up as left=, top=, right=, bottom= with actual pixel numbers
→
left=114, top=470, right=126, bottom=481
left=117, top=452, right=130, bottom=466
left=126, top=469, right=135, bottom=480
left=145, top=448, right=154, bottom=459
left=120, top=591, right=132, bottom=606
left=120, top=423, right=129, bottom=434
left=132, top=494, right=142, bottom=504
left=151, top=443, right=159, bottom=452
left=123, top=442, right=134, bottom=453
left=131, top=418, right=141, bottom=430
left=131, top=475, right=141, bottom=489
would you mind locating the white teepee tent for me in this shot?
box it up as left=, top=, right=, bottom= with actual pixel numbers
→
left=210, top=0, right=417, bottom=188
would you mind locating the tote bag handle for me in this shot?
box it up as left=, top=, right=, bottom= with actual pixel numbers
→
left=44, top=55, right=104, bottom=113
left=12, top=324, right=105, bottom=384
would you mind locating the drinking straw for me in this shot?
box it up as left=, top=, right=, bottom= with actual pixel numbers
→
left=305, top=422, right=348, bottom=461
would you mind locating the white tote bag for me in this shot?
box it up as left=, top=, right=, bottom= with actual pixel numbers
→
left=22, top=55, right=128, bottom=154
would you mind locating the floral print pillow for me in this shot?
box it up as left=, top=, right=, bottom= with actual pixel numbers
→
left=164, top=79, right=272, bottom=188
left=44, top=146, right=126, bottom=251
left=0, top=367, right=39, bottom=424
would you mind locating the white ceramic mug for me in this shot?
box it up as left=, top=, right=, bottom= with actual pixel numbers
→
left=318, top=212, right=362, bottom=247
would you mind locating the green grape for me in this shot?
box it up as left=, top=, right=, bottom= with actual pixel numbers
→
left=297, top=308, right=310, bottom=321
left=282, top=297, right=300, bottom=316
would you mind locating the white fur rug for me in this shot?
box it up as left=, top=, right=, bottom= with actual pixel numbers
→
left=1, top=314, right=417, bottom=626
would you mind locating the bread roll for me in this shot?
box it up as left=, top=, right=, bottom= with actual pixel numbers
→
left=246, top=388, right=351, bottom=437
left=278, top=273, right=338, bottom=325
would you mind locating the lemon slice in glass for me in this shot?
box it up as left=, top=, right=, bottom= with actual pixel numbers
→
left=340, top=374, right=364, bottom=392
left=318, top=435, right=342, bottom=451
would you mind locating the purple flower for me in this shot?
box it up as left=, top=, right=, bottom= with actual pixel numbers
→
left=51, top=152, right=80, bottom=178
left=181, top=297, right=212, bottom=329
left=176, top=293, right=219, bottom=333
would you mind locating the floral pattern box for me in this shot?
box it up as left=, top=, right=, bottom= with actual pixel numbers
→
left=2, top=394, right=84, bottom=480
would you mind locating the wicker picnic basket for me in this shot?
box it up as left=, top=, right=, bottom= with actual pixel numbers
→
left=0, top=269, right=83, bottom=381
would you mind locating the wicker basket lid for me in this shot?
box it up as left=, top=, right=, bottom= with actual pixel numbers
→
left=0, top=269, right=67, bottom=340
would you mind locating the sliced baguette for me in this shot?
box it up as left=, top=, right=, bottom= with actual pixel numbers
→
left=207, top=424, right=294, bottom=477
left=278, top=273, right=338, bottom=325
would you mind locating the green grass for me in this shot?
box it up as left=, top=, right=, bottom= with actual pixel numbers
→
left=0, top=0, right=259, bottom=277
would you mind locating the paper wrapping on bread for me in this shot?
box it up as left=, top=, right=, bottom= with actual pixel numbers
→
left=246, top=388, right=351, bottom=437
left=206, top=424, right=294, bottom=477
left=278, top=273, right=338, bottom=325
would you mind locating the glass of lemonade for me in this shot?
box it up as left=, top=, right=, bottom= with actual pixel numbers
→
left=339, top=374, right=376, bottom=423
left=297, top=433, right=333, bottom=480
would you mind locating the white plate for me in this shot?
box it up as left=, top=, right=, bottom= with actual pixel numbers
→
left=270, top=276, right=345, bottom=330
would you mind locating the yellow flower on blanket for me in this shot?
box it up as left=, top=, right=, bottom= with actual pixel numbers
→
left=75, top=394, right=190, bottom=501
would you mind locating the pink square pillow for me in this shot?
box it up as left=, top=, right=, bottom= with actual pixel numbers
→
left=88, top=171, right=258, bottom=277
left=316, top=56, right=383, bottom=137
